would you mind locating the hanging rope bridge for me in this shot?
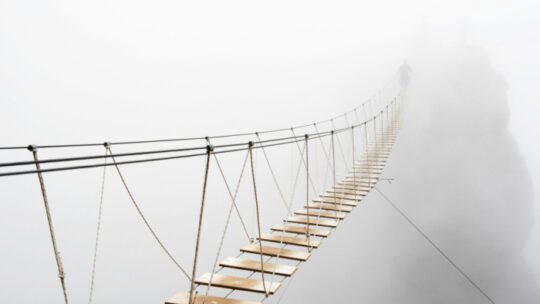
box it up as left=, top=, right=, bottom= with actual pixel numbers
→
left=0, top=70, right=496, bottom=304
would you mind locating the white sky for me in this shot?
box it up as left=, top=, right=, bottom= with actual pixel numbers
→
left=1, top=0, right=539, bottom=302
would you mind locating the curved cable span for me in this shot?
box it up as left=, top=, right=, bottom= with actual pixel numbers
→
left=0, top=106, right=392, bottom=177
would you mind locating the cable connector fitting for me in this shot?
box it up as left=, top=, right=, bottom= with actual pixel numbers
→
left=304, top=134, right=309, bottom=139
left=103, top=142, right=111, bottom=148
left=248, top=141, right=254, bottom=148
left=27, top=145, right=38, bottom=152
left=206, top=144, right=214, bottom=153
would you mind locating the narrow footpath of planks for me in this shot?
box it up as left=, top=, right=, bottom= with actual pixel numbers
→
left=166, top=123, right=401, bottom=304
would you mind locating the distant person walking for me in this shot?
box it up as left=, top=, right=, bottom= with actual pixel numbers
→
left=399, top=60, right=411, bottom=88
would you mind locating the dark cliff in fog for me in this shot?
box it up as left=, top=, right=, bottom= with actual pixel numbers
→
left=282, top=44, right=539, bottom=304
left=388, top=44, right=538, bottom=303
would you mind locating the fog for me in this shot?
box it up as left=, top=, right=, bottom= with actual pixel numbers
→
left=1, top=1, right=539, bottom=303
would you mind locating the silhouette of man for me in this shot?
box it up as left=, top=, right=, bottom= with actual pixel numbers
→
left=400, top=60, right=411, bottom=88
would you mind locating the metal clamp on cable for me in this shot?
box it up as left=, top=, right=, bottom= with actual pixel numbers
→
left=206, top=144, right=214, bottom=153
left=103, top=142, right=111, bottom=148
left=27, top=145, right=38, bottom=152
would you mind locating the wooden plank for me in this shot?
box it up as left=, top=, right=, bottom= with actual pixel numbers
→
left=350, top=168, right=383, bottom=173
left=313, top=197, right=358, bottom=207
left=165, top=292, right=261, bottom=304
left=240, top=244, right=311, bottom=261
left=196, top=273, right=280, bottom=294
left=219, top=257, right=297, bottom=276
left=332, top=184, right=371, bottom=191
left=346, top=173, right=381, bottom=179
left=357, top=159, right=385, bottom=162
left=353, top=165, right=386, bottom=169
left=340, top=179, right=377, bottom=185
left=321, top=193, right=363, bottom=201
left=258, top=233, right=320, bottom=248
left=342, top=179, right=378, bottom=186
left=271, top=224, right=331, bottom=237
left=325, top=189, right=367, bottom=195
left=328, top=188, right=369, bottom=195
left=340, top=178, right=378, bottom=183
left=285, top=215, right=339, bottom=228
left=295, top=209, right=346, bottom=219
left=305, top=203, right=353, bottom=213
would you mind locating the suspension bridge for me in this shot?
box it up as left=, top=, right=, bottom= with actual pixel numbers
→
left=0, top=70, right=495, bottom=304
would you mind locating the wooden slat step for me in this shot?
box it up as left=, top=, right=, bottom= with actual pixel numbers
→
left=341, top=179, right=378, bottom=185
left=240, top=244, right=311, bottom=261
left=357, top=158, right=388, bottom=161
left=368, top=145, right=394, bottom=148
left=219, top=257, right=297, bottom=276
left=354, top=164, right=386, bottom=169
left=352, top=165, right=385, bottom=169
left=358, top=160, right=387, bottom=165
left=329, top=187, right=369, bottom=194
left=295, top=209, right=346, bottom=219
left=333, top=185, right=372, bottom=191
left=364, top=154, right=390, bottom=158
left=321, top=193, right=363, bottom=200
left=367, top=149, right=392, bottom=152
left=338, top=180, right=376, bottom=187
left=350, top=167, right=384, bottom=172
left=258, top=233, right=320, bottom=248
left=343, top=176, right=380, bottom=182
left=341, top=180, right=377, bottom=187
left=271, top=224, right=331, bottom=237
left=326, top=190, right=366, bottom=197
left=348, top=172, right=383, bottom=177
left=305, top=203, right=353, bottom=213
left=196, top=273, right=280, bottom=294
left=347, top=173, right=382, bottom=178
left=285, top=215, right=339, bottom=228
left=313, top=197, right=358, bottom=207
left=346, top=172, right=382, bottom=178
left=340, top=178, right=378, bottom=184
left=165, top=292, right=260, bottom=304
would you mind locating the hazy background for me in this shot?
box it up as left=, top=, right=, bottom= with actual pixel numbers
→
left=1, top=1, right=539, bottom=303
